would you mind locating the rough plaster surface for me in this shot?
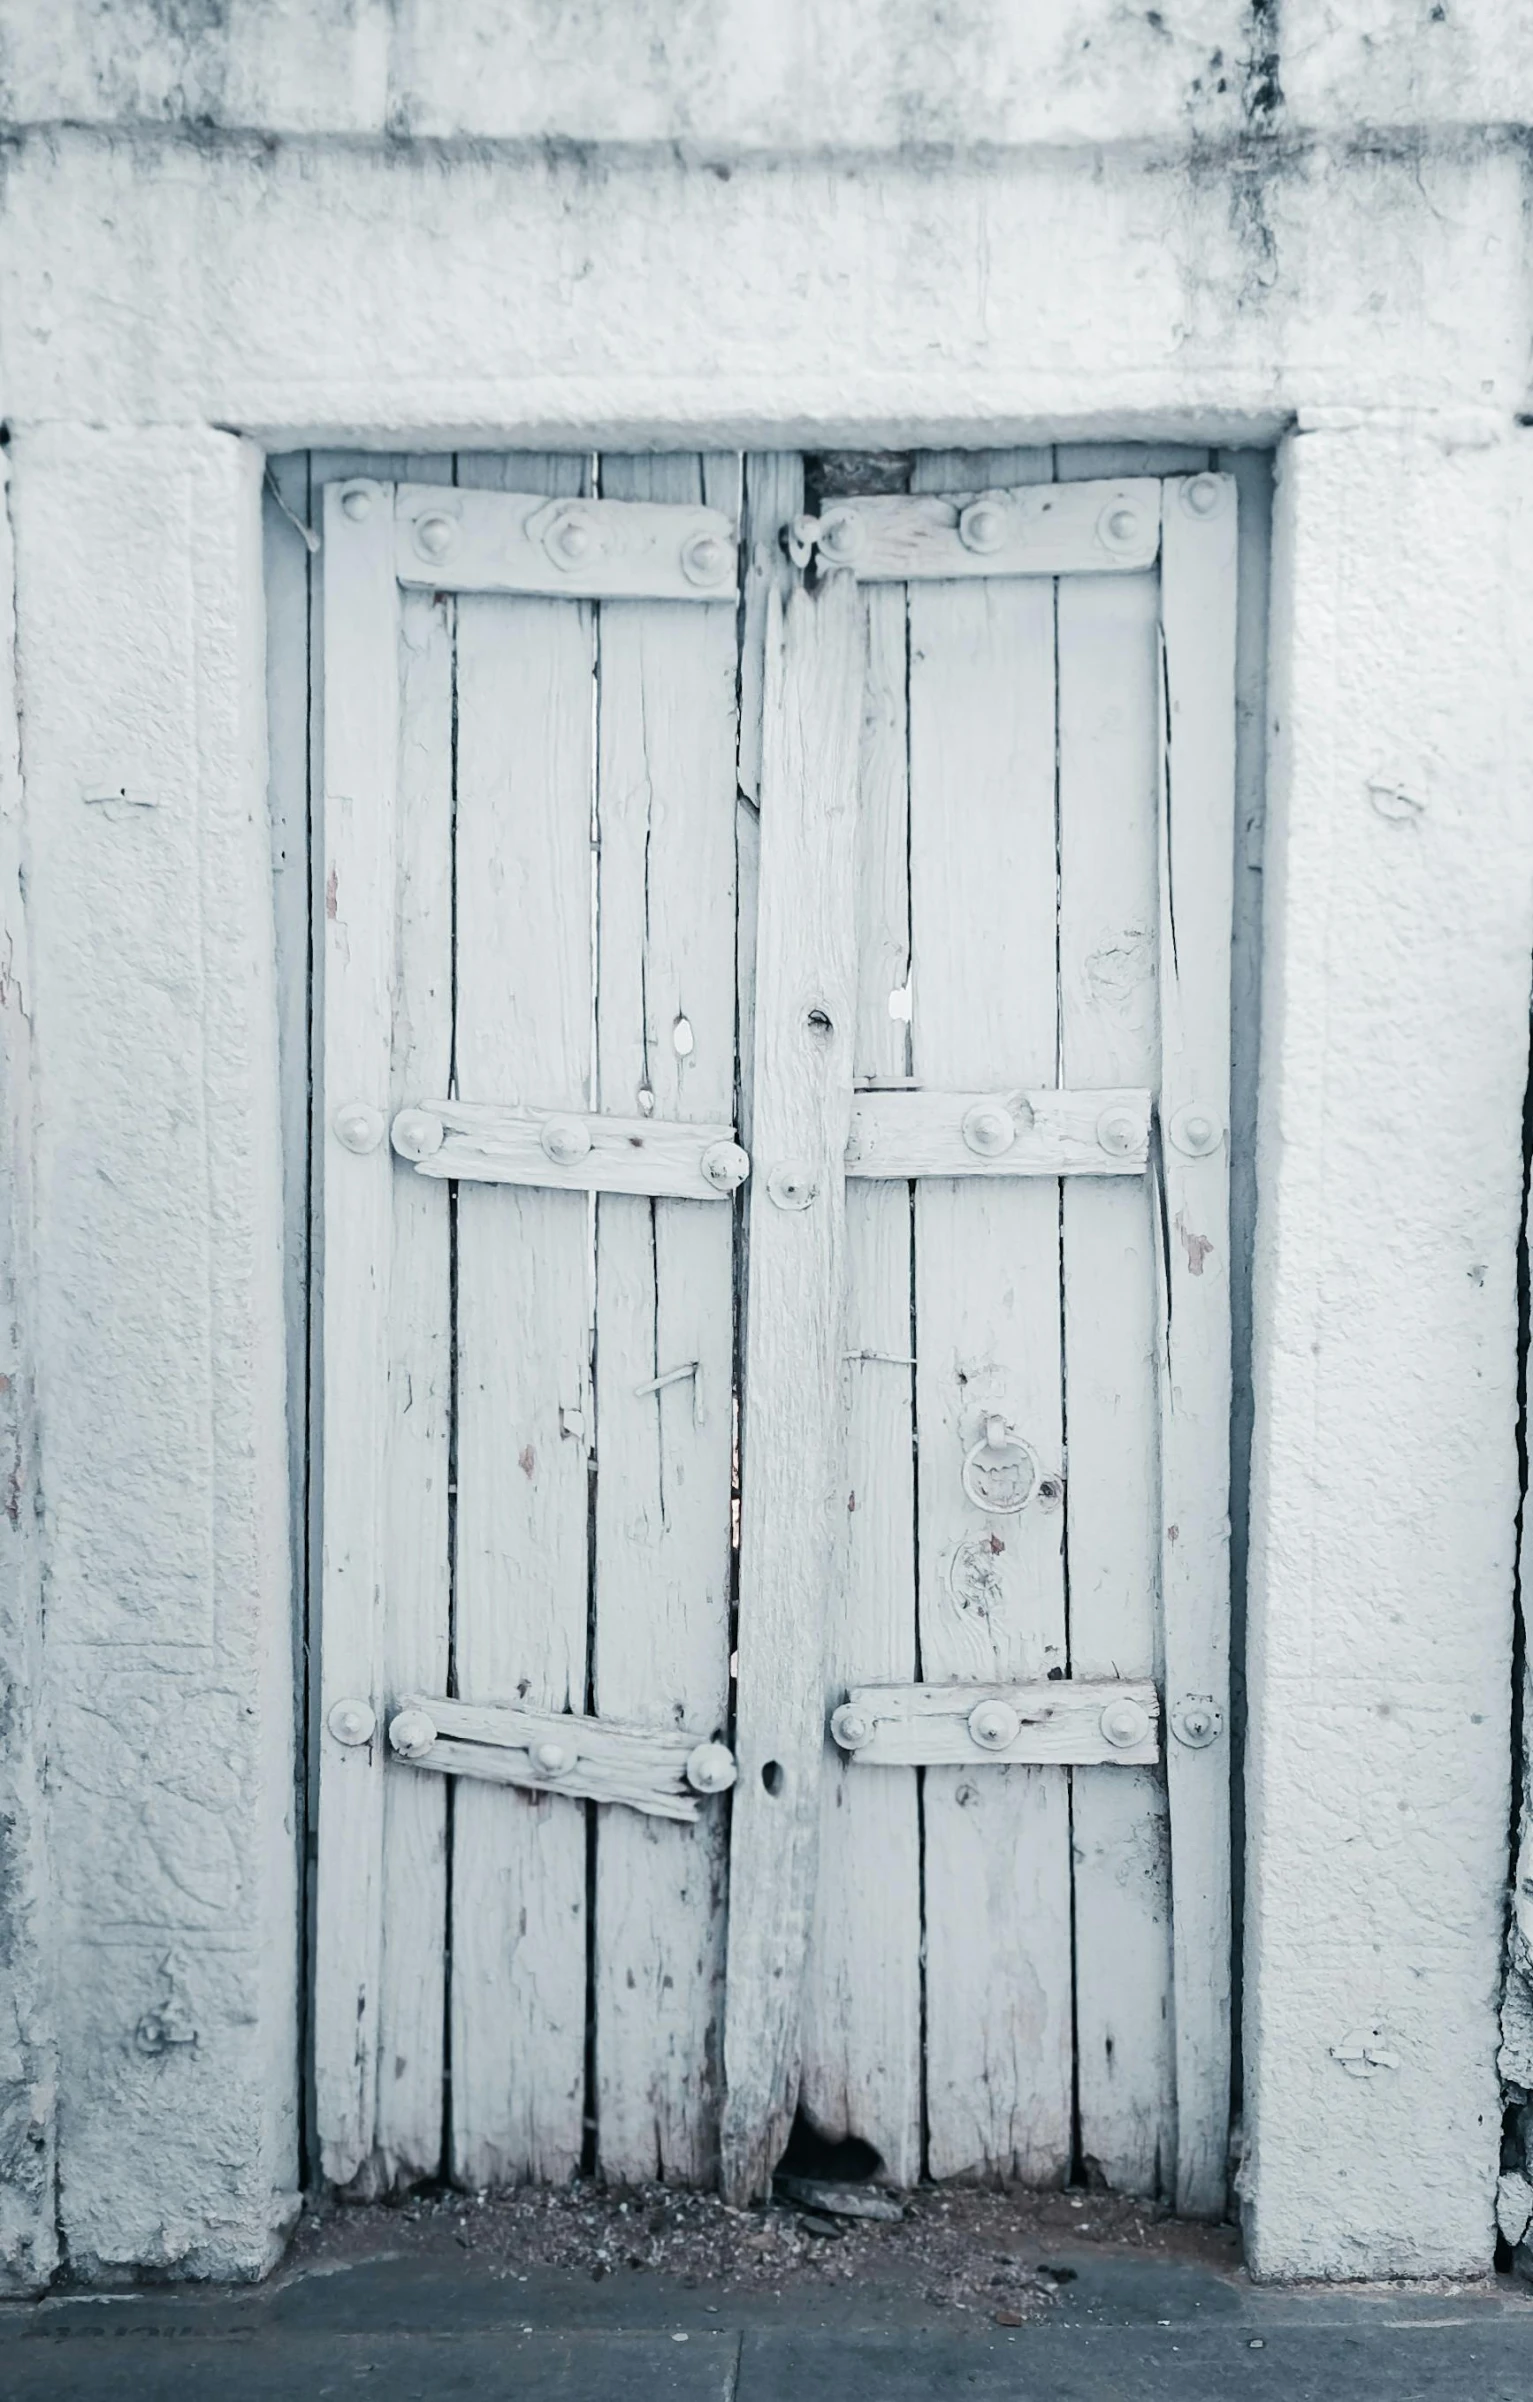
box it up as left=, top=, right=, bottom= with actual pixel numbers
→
left=1244, top=424, right=1533, bottom=2277
left=8, top=428, right=297, bottom=2282
left=0, top=0, right=1530, bottom=2292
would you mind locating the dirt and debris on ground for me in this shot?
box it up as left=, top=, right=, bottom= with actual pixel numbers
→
left=289, top=2178, right=1242, bottom=2324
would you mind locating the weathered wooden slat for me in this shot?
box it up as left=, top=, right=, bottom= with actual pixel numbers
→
left=450, top=452, right=594, bottom=2189
left=801, top=563, right=922, bottom=2191
left=1057, top=445, right=1185, bottom=2199
left=720, top=572, right=862, bottom=2207
left=395, top=481, right=737, bottom=601
left=389, top=1693, right=735, bottom=1824
left=395, top=1098, right=746, bottom=1201
left=798, top=477, right=1160, bottom=583
left=313, top=477, right=399, bottom=2187
left=830, top=1679, right=1161, bottom=1768
left=846, top=1085, right=1149, bottom=1179
left=591, top=449, right=740, bottom=2185
left=910, top=446, right=1074, bottom=2188
left=1158, top=471, right=1238, bottom=2217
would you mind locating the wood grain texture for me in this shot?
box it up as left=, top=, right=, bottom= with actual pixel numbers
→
left=846, top=1085, right=1149, bottom=1179
left=592, top=451, right=739, bottom=2184
left=450, top=451, right=594, bottom=2189
left=811, top=479, right=1159, bottom=582
left=404, top=1099, right=741, bottom=1200
left=909, top=447, right=1074, bottom=2187
left=1157, top=473, right=1237, bottom=2217
left=835, top=1680, right=1160, bottom=1767
left=801, top=569, right=921, bottom=2189
left=721, top=572, right=861, bottom=2206
left=395, top=482, right=738, bottom=601
left=313, top=477, right=399, bottom=2186
left=1057, top=450, right=1178, bottom=2198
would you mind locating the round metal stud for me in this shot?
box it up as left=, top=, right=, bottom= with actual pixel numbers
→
left=340, top=488, right=371, bottom=521
left=544, top=508, right=598, bottom=570
left=388, top=1707, right=438, bottom=1762
left=415, top=513, right=456, bottom=559
left=391, top=1108, right=445, bottom=1162
left=1096, top=1105, right=1143, bottom=1159
left=1181, top=474, right=1223, bottom=518
left=529, top=1739, right=574, bottom=1778
left=961, top=1420, right=1041, bottom=1515
left=540, top=1115, right=591, bottom=1166
left=962, top=1101, right=1015, bottom=1159
left=1169, top=1102, right=1223, bottom=1158
left=700, top=1139, right=751, bottom=1194
left=968, top=1698, right=1022, bottom=1751
left=958, top=498, right=1010, bottom=556
left=1097, top=501, right=1142, bottom=553
left=334, top=1102, right=385, bottom=1155
left=1099, top=1696, right=1151, bottom=1750
left=817, top=511, right=864, bottom=566
left=767, top=1160, right=818, bottom=1211
left=681, top=530, right=731, bottom=588
left=1171, top=1696, right=1223, bottom=1749
left=328, top=1697, right=376, bottom=1747
left=831, top=1704, right=874, bottom=1753
left=685, top=1741, right=738, bottom=1795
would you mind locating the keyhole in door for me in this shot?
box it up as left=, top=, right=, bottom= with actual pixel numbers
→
left=673, top=1015, right=695, bottom=1057
left=761, top=1760, right=785, bottom=1796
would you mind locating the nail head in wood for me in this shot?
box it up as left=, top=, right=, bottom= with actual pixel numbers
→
left=766, top=1159, right=818, bottom=1210
left=1181, top=474, right=1225, bottom=518
left=388, top=1706, right=438, bottom=1761
left=831, top=1705, right=875, bottom=1752
left=968, top=1698, right=1023, bottom=1750
left=1171, top=1696, right=1223, bottom=1748
left=1169, top=1102, right=1223, bottom=1157
left=414, top=512, right=456, bottom=559
left=530, top=1739, right=575, bottom=1777
left=961, top=1101, right=1016, bottom=1159
left=328, top=1697, right=376, bottom=1747
left=540, top=1114, right=592, bottom=1166
left=681, top=530, right=732, bottom=588
left=1098, top=501, right=1144, bottom=553
left=685, top=1741, right=738, bottom=1795
left=391, top=1107, right=445, bottom=1162
left=1100, top=1696, right=1152, bottom=1749
left=334, top=1102, right=385, bottom=1154
left=958, top=497, right=1010, bottom=555
left=340, top=486, right=372, bottom=521
left=1095, top=1104, right=1143, bottom=1158
left=700, top=1139, right=751, bottom=1193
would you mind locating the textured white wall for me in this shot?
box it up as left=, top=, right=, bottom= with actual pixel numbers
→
left=0, top=0, right=1529, bottom=2290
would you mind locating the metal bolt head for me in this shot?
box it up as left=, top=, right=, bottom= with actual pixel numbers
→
left=415, top=513, right=455, bottom=559
left=1099, top=1696, right=1151, bottom=1750
left=1171, top=1696, right=1223, bottom=1749
left=831, top=1704, right=874, bottom=1752
left=328, top=1697, right=376, bottom=1747
left=685, top=1741, right=738, bottom=1795
left=334, top=1102, right=385, bottom=1155
left=817, top=512, right=863, bottom=564
left=681, top=529, right=731, bottom=587
left=341, top=488, right=371, bottom=521
left=1182, top=474, right=1222, bottom=517
left=962, top=1102, right=1016, bottom=1159
left=1098, top=501, right=1143, bottom=553
left=529, top=1739, right=573, bottom=1777
left=550, top=513, right=592, bottom=565
left=540, top=1115, right=591, bottom=1167
left=1096, top=1105, right=1143, bottom=1159
left=391, top=1108, right=445, bottom=1162
left=700, top=1139, right=750, bottom=1194
left=388, top=1706, right=438, bottom=1761
left=968, top=1698, right=1022, bottom=1751
left=767, top=1160, right=818, bottom=1210
left=1169, top=1102, right=1222, bottom=1157
left=958, top=498, right=1009, bottom=555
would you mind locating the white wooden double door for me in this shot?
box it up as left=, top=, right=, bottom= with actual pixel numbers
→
left=314, top=451, right=1236, bottom=2215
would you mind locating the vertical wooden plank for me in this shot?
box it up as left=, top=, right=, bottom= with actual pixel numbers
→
left=591, top=451, right=740, bottom=2183
left=313, top=475, right=399, bottom=2184
left=721, top=573, right=862, bottom=2205
left=1158, top=471, right=1238, bottom=2216
left=451, top=452, right=595, bottom=2187
left=1056, top=488, right=1175, bottom=2195
left=375, top=530, right=455, bottom=2189
left=908, top=447, right=1074, bottom=2186
left=800, top=570, right=922, bottom=2188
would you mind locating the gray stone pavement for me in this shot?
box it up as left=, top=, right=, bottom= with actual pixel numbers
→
left=4, top=2236, right=1533, bottom=2399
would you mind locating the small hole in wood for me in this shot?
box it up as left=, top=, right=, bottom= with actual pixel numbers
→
left=761, top=1760, right=785, bottom=1796
left=673, top=1015, right=695, bottom=1058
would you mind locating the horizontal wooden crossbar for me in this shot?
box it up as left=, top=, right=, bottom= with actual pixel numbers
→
left=846, top=1085, right=1150, bottom=1178
left=830, top=1678, right=1161, bottom=1767
left=388, top=1694, right=737, bottom=1824
left=393, top=483, right=739, bottom=601
left=794, top=477, right=1161, bottom=582
left=394, top=1100, right=748, bottom=1201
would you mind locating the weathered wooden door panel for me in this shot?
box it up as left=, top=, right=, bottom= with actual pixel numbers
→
left=312, top=449, right=1238, bottom=2214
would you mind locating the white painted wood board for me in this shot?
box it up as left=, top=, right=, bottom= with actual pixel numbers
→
left=801, top=557, right=922, bottom=2191
left=808, top=479, right=1160, bottom=582
left=591, top=449, right=740, bottom=2185
left=721, top=572, right=861, bottom=2206
left=846, top=1085, right=1149, bottom=1179
left=392, top=1692, right=729, bottom=1823
left=449, top=451, right=594, bottom=2189
left=837, top=1680, right=1161, bottom=1767
left=395, top=481, right=737, bottom=601
left=1056, top=459, right=1177, bottom=2198
left=909, top=447, right=1074, bottom=2188
left=400, top=1098, right=742, bottom=1200
left=1157, top=474, right=1237, bottom=2218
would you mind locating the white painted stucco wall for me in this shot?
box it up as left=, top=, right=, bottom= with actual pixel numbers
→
left=0, top=0, right=1530, bottom=2290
